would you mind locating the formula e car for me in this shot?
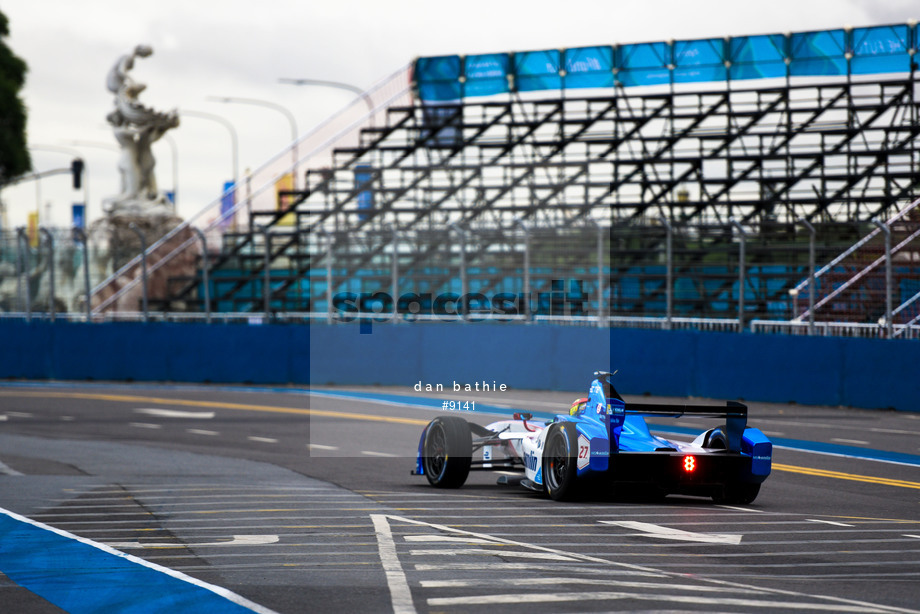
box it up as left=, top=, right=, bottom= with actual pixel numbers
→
left=412, top=372, right=772, bottom=503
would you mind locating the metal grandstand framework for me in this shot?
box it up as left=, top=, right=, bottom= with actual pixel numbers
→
left=141, top=72, right=920, bottom=324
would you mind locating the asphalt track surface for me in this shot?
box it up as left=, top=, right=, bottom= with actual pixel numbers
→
left=0, top=382, right=918, bottom=613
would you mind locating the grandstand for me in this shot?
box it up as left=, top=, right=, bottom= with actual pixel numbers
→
left=14, top=23, right=920, bottom=337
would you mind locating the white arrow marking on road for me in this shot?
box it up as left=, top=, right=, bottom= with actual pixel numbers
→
left=409, top=548, right=576, bottom=561
left=135, top=408, right=215, bottom=419
left=600, top=521, right=742, bottom=545
left=107, top=535, right=279, bottom=549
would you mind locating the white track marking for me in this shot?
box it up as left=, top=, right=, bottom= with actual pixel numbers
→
left=380, top=516, right=920, bottom=614
left=186, top=429, right=219, bottom=436
left=905, top=535, right=920, bottom=539
left=307, top=443, right=338, bottom=451
left=831, top=438, right=870, bottom=446
left=6, top=411, right=32, bottom=418
left=807, top=519, right=855, bottom=527
left=410, top=548, right=576, bottom=561
left=601, top=520, right=743, bottom=545
left=716, top=504, right=765, bottom=513
left=247, top=436, right=278, bottom=444
left=370, top=514, right=417, bottom=614
left=404, top=535, right=494, bottom=544
left=130, top=422, right=162, bottom=429
left=0, top=460, right=23, bottom=476
left=107, top=535, right=279, bottom=549
left=0, top=415, right=7, bottom=421
left=427, top=591, right=896, bottom=611
left=361, top=450, right=397, bottom=457
left=135, top=408, right=215, bottom=419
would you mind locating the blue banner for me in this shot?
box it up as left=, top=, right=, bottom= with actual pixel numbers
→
left=414, top=22, right=917, bottom=101
left=673, top=38, right=726, bottom=84
left=730, top=34, right=787, bottom=80
left=220, top=180, right=235, bottom=227
left=515, top=49, right=562, bottom=92
left=851, top=24, right=912, bottom=75
left=564, top=46, right=614, bottom=89
left=618, top=42, right=670, bottom=87
left=464, top=53, right=510, bottom=97
left=789, top=28, right=847, bottom=77
left=71, top=204, right=85, bottom=229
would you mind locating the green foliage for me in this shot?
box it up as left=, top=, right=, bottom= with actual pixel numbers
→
left=0, top=10, right=31, bottom=183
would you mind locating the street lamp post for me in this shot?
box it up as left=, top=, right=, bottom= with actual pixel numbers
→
left=208, top=96, right=299, bottom=189
left=278, top=78, right=374, bottom=126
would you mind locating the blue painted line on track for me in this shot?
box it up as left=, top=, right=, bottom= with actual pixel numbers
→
left=0, top=507, right=276, bottom=614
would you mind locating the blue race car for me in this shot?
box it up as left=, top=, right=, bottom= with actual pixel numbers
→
left=413, top=371, right=772, bottom=503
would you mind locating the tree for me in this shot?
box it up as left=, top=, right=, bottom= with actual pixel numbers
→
left=0, top=9, right=30, bottom=184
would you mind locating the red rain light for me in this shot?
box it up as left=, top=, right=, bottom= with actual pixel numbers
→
left=683, top=456, right=696, bottom=473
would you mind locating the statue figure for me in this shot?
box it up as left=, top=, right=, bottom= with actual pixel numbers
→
left=104, top=45, right=179, bottom=215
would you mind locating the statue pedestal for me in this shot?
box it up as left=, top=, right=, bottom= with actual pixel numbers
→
left=90, top=205, right=199, bottom=313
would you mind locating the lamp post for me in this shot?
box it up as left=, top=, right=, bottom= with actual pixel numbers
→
left=278, top=78, right=374, bottom=126
left=208, top=96, right=298, bottom=189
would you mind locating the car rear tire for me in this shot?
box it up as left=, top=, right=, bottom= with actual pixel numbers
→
left=542, top=422, right=579, bottom=501
left=706, top=428, right=761, bottom=504
left=422, top=416, right=472, bottom=488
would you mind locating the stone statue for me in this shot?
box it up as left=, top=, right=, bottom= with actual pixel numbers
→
left=104, top=45, right=179, bottom=216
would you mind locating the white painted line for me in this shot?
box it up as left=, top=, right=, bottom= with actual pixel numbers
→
left=410, top=548, right=575, bottom=561
left=404, top=535, right=495, bottom=545
left=6, top=412, right=32, bottom=418
left=361, top=451, right=397, bottom=458
left=427, top=591, right=892, bottom=610
left=806, top=519, right=855, bottom=527
left=0, top=460, right=23, bottom=476
left=715, top=505, right=765, bottom=513
left=130, top=422, right=162, bottom=430
left=136, top=408, right=215, bottom=419
left=420, top=577, right=752, bottom=593
left=248, top=436, right=278, bottom=444
left=830, top=438, right=870, bottom=446
left=370, top=514, right=417, bottom=614
left=107, top=535, right=279, bottom=549
left=186, top=429, right=219, bottom=436
left=0, top=415, right=7, bottom=421
left=307, top=444, right=339, bottom=451
left=600, top=521, right=743, bottom=545
left=905, top=535, right=920, bottom=539
left=60, top=416, right=75, bottom=422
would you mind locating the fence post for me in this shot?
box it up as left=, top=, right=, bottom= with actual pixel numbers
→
left=192, top=227, right=211, bottom=323
left=730, top=219, right=747, bottom=332
left=797, top=217, right=816, bottom=336
left=390, top=223, right=399, bottom=320
left=873, top=220, right=893, bottom=338
left=513, top=218, right=530, bottom=321
left=15, top=227, right=31, bottom=322
left=39, top=227, right=55, bottom=322
left=259, top=226, right=271, bottom=318
left=72, top=227, right=92, bottom=322
left=449, top=222, right=467, bottom=318
left=659, top=216, right=673, bottom=329
left=320, top=228, right=334, bottom=324
left=127, top=223, right=149, bottom=322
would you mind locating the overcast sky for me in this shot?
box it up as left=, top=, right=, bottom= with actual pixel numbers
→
left=1, top=0, right=916, bottom=228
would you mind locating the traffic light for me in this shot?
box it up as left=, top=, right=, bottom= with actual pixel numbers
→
left=71, top=158, right=84, bottom=190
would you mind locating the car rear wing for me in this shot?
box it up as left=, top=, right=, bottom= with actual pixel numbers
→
left=625, top=400, right=748, bottom=452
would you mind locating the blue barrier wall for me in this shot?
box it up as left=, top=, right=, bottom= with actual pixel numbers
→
left=1, top=321, right=917, bottom=411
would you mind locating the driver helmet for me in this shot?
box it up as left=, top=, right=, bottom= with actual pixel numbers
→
left=569, top=397, right=588, bottom=416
